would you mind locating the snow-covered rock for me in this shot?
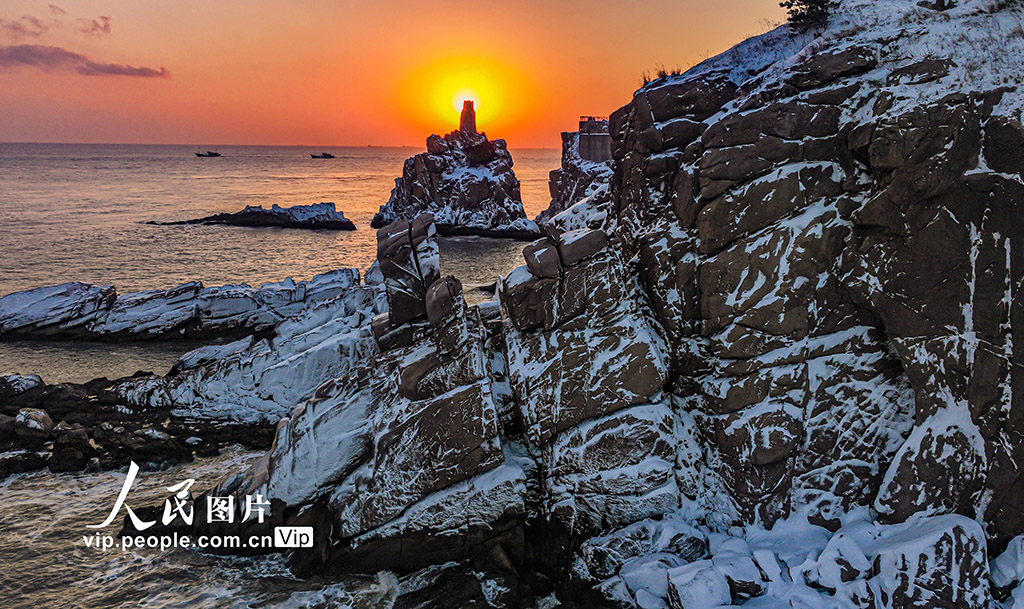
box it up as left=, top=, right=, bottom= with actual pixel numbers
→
left=125, top=3, right=1024, bottom=607
left=535, top=130, right=614, bottom=226
left=152, top=282, right=383, bottom=422
left=372, top=101, right=540, bottom=239
left=0, top=269, right=360, bottom=339
left=154, top=201, right=357, bottom=230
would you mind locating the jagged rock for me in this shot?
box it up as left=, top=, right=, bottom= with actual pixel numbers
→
left=578, top=518, right=708, bottom=581
left=871, top=515, right=989, bottom=609
left=0, top=269, right=361, bottom=340
left=0, top=449, right=48, bottom=478
left=151, top=202, right=356, bottom=230
left=546, top=403, right=680, bottom=536
left=119, top=4, right=1024, bottom=607
left=372, top=102, right=539, bottom=239
left=13, top=407, right=53, bottom=448
left=536, top=131, right=614, bottom=225
left=711, top=539, right=765, bottom=600
left=377, top=214, right=441, bottom=327
left=48, top=421, right=95, bottom=472
left=874, top=404, right=986, bottom=524
left=425, top=276, right=469, bottom=355
left=787, top=46, right=877, bottom=90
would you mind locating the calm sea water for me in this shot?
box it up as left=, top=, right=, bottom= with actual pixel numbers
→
left=0, top=143, right=559, bottom=382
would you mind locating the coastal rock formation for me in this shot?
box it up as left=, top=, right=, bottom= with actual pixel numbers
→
left=535, top=128, right=614, bottom=226
left=372, top=101, right=539, bottom=239
left=0, top=268, right=384, bottom=476
left=124, top=1, right=1024, bottom=607
left=152, top=202, right=356, bottom=230
left=0, top=372, right=270, bottom=476
left=0, top=269, right=360, bottom=340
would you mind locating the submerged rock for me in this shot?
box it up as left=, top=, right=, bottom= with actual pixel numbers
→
left=152, top=202, right=357, bottom=230
left=372, top=101, right=539, bottom=239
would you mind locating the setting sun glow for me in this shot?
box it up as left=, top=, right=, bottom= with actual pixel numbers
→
left=0, top=0, right=788, bottom=147
left=452, top=90, right=480, bottom=113
left=396, top=54, right=539, bottom=138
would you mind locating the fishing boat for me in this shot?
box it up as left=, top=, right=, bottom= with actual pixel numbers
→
left=195, top=150, right=221, bottom=157
left=310, top=152, right=335, bottom=159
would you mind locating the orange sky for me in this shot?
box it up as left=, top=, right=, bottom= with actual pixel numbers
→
left=0, top=1, right=785, bottom=148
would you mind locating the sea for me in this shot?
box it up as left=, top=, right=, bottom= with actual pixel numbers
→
left=0, top=143, right=560, bottom=384
left=0, top=143, right=561, bottom=608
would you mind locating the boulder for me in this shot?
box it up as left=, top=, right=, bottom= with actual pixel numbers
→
left=425, top=276, right=469, bottom=355
left=666, top=560, right=731, bottom=609
left=523, top=239, right=562, bottom=279
left=557, top=229, right=610, bottom=267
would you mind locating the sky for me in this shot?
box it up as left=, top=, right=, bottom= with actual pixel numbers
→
left=0, top=1, right=786, bottom=148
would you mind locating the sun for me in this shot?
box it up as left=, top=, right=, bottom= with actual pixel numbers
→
left=396, top=54, right=540, bottom=140
left=452, top=89, right=480, bottom=113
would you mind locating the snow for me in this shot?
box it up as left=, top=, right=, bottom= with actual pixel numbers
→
left=2, top=374, right=43, bottom=393
left=0, top=268, right=361, bottom=339
left=241, top=201, right=349, bottom=223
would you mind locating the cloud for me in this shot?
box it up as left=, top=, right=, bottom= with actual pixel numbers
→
left=0, top=16, right=50, bottom=40
left=77, top=16, right=111, bottom=37
left=0, top=45, right=169, bottom=78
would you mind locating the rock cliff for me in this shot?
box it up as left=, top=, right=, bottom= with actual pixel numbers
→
left=128, top=1, right=1024, bottom=607
left=372, top=101, right=540, bottom=239
left=535, top=131, right=614, bottom=226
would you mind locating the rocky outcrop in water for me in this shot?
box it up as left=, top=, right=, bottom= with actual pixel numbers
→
left=127, top=1, right=1024, bottom=607
left=152, top=202, right=356, bottom=230
left=0, top=268, right=384, bottom=477
left=372, top=101, right=539, bottom=239
left=0, top=372, right=272, bottom=477
left=0, top=269, right=360, bottom=340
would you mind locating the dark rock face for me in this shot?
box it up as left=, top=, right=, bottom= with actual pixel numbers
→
left=0, top=373, right=274, bottom=475
left=372, top=102, right=539, bottom=239
left=151, top=202, right=356, bottom=230
left=608, top=35, right=1022, bottom=552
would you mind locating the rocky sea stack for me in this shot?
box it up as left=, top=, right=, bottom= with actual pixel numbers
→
left=371, top=101, right=540, bottom=239
left=92, top=0, right=1024, bottom=606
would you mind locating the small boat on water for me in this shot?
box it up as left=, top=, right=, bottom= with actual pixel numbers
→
left=195, top=150, right=221, bottom=157
left=311, top=152, right=335, bottom=159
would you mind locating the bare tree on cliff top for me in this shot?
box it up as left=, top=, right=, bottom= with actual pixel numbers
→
left=781, top=0, right=837, bottom=30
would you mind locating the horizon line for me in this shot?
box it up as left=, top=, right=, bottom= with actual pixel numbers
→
left=0, top=140, right=559, bottom=150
